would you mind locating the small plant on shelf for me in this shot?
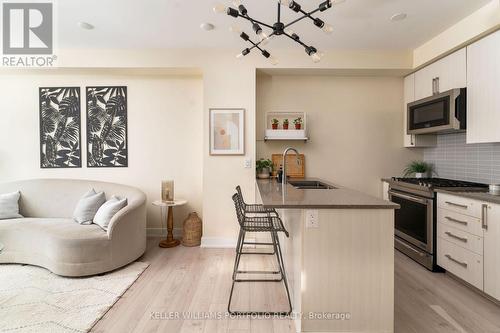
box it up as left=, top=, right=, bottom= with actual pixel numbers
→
left=256, top=158, right=274, bottom=179
left=403, top=161, right=434, bottom=178
left=293, top=117, right=303, bottom=130
left=283, top=118, right=289, bottom=130
left=271, top=118, right=279, bottom=130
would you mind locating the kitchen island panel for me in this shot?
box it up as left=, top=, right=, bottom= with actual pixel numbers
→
left=301, top=208, right=394, bottom=332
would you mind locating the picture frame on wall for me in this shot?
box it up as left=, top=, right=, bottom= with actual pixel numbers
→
left=86, top=86, right=128, bottom=167
left=209, top=108, right=245, bottom=155
left=39, top=87, right=82, bottom=168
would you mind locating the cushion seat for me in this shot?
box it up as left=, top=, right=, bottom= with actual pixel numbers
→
left=0, top=218, right=110, bottom=265
left=0, top=179, right=147, bottom=277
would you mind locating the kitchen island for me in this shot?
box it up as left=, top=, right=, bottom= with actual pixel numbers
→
left=256, top=178, right=399, bottom=333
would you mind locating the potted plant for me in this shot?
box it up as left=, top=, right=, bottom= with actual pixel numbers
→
left=283, top=119, right=289, bottom=130
left=293, top=117, right=303, bottom=130
left=256, top=158, right=274, bottom=179
left=403, top=161, right=434, bottom=178
left=271, top=118, right=279, bottom=130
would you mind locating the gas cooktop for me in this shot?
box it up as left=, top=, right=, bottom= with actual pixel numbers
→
left=390, top=177, right=488, bottom=189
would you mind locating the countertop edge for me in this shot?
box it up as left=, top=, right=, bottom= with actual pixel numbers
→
left=435, top=188, right=500, bottom=205
left=257, top=178, right=400, bottom=210
left=261, top=203, right=400, bottom=209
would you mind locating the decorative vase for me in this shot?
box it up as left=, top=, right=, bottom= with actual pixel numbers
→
left=283, top=123, right=289, bottom=130
left=295, top=123, right=301, bottom=130
left=415, top=172, right=425, bottom=178
left=272, top=124, right=278, bottom=130
left=257, top=167, right=271, bottom=179
left=182, top=212, right=202, bottom=247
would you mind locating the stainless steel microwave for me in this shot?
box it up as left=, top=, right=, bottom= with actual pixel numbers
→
left=407, top=88, right=466, bottom=135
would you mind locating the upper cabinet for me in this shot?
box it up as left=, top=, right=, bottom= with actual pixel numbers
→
left=466, top=30, right=500, bottom=144
left=414, top=48, right=467, bottom=100
left=403, top=74, right=415, bottom=147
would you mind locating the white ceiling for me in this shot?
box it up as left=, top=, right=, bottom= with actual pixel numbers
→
left=57, top=0, right=491, bottom=50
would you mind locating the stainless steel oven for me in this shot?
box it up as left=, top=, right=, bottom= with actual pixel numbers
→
left=389, top=189, right=434, bottom=270
left=387, top=177, right=489, bottom=271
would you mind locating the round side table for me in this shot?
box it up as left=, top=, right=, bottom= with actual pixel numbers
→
left=153, top=199, right=187, bottom=248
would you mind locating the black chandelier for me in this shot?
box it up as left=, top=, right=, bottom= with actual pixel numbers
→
left=214, top=0, right=339, bottom=65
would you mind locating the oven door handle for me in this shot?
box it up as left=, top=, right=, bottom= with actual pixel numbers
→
left=389, top=190, right=429, bottom=205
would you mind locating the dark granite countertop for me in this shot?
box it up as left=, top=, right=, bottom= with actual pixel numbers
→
left=256, top=178, right=400, bottom=209
left=435, top=189, right=500, bottom=205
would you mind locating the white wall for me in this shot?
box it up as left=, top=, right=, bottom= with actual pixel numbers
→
left=1, top=48, right=415, bottom=246
left=0, top=71, right=203, bottom=232
left=256, top=74, right=422, bottom=197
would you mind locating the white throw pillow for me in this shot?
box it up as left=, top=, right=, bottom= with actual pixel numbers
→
left=73, top=189, right=106, bottom=225
left=93, top=196, right=127, bottom=230
left=0, top=191, right=23, bottom=220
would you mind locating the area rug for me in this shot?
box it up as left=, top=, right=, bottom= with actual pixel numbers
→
left=0, top=262, right=149, bottom=333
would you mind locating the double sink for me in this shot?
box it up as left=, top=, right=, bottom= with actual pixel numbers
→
left=288, top=180, right=336, bottom=190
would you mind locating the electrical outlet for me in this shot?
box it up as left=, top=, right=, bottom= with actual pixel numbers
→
left=305, top=210, right=319, bottom=228
left=244, top=158, right=252, bottom=168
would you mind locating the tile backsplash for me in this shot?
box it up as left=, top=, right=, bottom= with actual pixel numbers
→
left=423, top=132, right=500, bottom=185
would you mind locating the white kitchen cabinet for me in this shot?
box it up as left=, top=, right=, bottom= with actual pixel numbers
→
left=437, top=237, right=483, bottom=290
left=466, top=30, right=500, bottom=144
left=483, top=202, right=500, bottom=301
left=403, top=74, right=436, bottom=147
left=414, top=48, right=466, bottom=100
left=437, top=192, right=500, bottom=302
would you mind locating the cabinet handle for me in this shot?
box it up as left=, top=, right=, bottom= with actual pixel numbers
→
left=410, top=135, right=414, bottom=146
left=482, top=204, right=488, bottom=230
left=445, top=201, right=468, bottom=209
left=432, top=78, right=436, bottom=95
left=445, top=216, right=468, bottom=226
left=445, top=254, right=468, bottom=268
left=444, top=231, right=468, bottom=243
left=435, top=77, right=440, bottom=94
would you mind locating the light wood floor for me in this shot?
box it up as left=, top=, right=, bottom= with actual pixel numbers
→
left=92, top=238, right=500, bottom=333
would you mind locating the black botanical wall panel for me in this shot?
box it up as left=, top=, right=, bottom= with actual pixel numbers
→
left=39, top=87, right=82, bottom=168
left=86, top=86, right=128, bottom=167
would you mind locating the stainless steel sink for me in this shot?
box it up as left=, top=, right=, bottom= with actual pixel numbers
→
left=288, top=180, right=336, bottom=190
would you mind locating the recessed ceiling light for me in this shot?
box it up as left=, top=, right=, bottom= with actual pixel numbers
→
left=78, top=22, right=94, bottom=30
left=390, top=13, right=407, bottom=22
left=200, top=23, right=215, bottom=31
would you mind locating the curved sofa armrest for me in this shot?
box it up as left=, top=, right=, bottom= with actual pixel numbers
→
left=106, top=192, right=147, bottom=239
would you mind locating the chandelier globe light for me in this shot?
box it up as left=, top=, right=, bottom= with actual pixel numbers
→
left=214, top=0, right=342, bottom=65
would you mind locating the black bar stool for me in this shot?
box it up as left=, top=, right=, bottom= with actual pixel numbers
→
left=234, top=185, right=286, bottom=255
left=228, top=186, right=292, bottom=316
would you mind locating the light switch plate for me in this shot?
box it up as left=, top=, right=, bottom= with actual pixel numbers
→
left=244, top=158, right=252, bottom=168
left=305, top=210, right=319, bottom=228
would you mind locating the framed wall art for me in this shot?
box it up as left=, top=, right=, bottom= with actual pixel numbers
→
left=39, top=87, right=82, bottom=168
left=209, top=108, right=245, bottom=155
left=86, top=86, right=128, bottom=167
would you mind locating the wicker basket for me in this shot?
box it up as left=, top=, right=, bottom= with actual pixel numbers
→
left=181, top=212, right=202, bottom=247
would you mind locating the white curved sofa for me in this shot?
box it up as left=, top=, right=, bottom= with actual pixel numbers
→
left=0, top=179, right=147, bottom=277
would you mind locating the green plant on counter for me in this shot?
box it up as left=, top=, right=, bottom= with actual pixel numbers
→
left=271, top=118, right=279, bottom=125
left=256, top=158, right=274, bottom=172
left=283, top=119, right=289, bottom=125
left=293, top=117, right=303, bottom=125
left=403, top=161, right=433, bottom=177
